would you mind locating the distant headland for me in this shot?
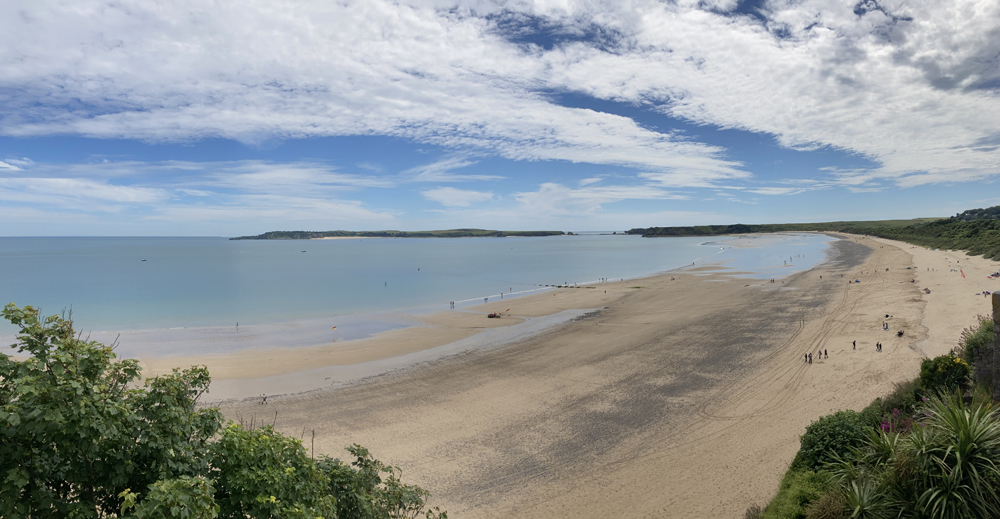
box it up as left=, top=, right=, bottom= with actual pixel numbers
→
left=230, top=229, right=567, bottom=240
left=627, top=204, right=1000, bottom=260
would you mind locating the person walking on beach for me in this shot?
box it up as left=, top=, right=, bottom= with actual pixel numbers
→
left=853, top=340, right=856, bottom=350
left=804, top=353, right=808, bottom=362
left=824, top=349, right=827, bottom=358
left=808, top=353, right=813, bottom=364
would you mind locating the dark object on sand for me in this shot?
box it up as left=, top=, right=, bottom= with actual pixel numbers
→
left=897, top=330, right=904, bottom=337
left=488, top=313, right=502, bottom=318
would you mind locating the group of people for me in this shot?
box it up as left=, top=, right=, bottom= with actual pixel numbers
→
left=808, top=334, right=888, bottom=364
left=804, top=349, right=828, bottom=364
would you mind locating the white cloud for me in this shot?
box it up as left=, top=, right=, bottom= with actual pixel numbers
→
left=513, top=182, right=685, bottom=217
left=0, top=159, right=397, bottom=228
left=0, top=177, right=168, bottom=212
left=531, top=0, right=1000, bottom=186
left=0, top=161, right=21, bottom=171
left=0, top=0, right=743, bottom=187
left=0, top=0, right=995, bottom=200
left=403, top=157, right=502, bottom=182
left=422, top=187, right=495, bottom=206
left=746, top=187, right=810, bottom=196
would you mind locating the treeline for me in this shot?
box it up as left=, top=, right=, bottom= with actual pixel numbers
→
left=629, top=205, right=1000, bottom=261
left=626, top=218, right=940, bottom=238
left=0, top=304, right=446, bottom=519
left=753, top=315, right=997, bottom=519
left=231, top=229, right=565, bottom=240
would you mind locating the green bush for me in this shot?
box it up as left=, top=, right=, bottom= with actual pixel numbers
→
left=831, top=394, right=1000, bottom=518
left=0, top=304, right=445, bottom=519
left=209, top=425, right=336, bottom=519
left=919, top=354, right=972, bottom=394
left=762, top=470, right=832, bottom=519
left=0, top=304, right=221, bottom=518
left=121, top=477, right=219, bottom=519
left=799, top=411, right=874, bottom=471
left=958, top=315, right=994, bottom=365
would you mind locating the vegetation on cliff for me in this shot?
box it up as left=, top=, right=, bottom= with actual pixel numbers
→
left=753, top=316, right=998, bottom=519
left=630, top=205, right=1000, bottom=261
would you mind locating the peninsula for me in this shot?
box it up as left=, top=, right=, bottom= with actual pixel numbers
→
left=230, top=229, right=566, bottom=240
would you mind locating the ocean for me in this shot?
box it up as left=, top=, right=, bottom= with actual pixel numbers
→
left=0, top=233, right=835, bottom=350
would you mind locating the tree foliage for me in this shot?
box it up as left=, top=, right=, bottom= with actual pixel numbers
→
left=798, top=411, right=876, bottom=471
left=0, top=304, right=445, bottom=519
left=919, top=355, right=972, bottom=395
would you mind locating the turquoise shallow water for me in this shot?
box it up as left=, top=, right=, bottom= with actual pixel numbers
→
left=0, top=233, right=834, bottom=336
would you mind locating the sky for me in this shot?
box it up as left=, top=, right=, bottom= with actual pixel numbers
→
left=1, top=0, right=998, bottom=236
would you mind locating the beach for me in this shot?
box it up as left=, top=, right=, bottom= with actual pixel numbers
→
left=178, top=234, right=997, bottom=517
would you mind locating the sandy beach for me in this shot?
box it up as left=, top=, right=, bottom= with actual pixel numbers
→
left=196, top=234, right=1000, bottom=517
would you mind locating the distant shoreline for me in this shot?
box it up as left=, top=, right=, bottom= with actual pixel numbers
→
left=230, top=229, right=567, bottom=240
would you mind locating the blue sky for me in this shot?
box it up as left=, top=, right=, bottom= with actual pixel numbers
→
left=1, top=0, right=998, bottom=236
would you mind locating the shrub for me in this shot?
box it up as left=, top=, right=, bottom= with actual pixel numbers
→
left=0, top=304, right=445, bottom=519
left=799, top=411, right=874, bottom=471
left=762, top=470, right=832, bottom=519
left=919, top=354, right=972, bottom=394
left=209, top=425, right=336, bottom=519
left=957, top=316, right=993, bottom=361
left=956, top=315, right=995, bottom=386
left=319, top=445, right=446, bottom=519
left=831, top=394, right=1000, bottom=519
left=0, top=304, right=221, bottom=517
left=805, top=490, right=846, bottom=519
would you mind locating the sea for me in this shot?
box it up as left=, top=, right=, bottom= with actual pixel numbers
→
left=0, top=233, right=835, bottom=354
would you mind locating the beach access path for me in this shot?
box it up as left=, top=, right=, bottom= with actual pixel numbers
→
left=212, top=234, right=999, bottom=518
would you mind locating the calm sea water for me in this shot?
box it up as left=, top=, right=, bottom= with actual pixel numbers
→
left=0, top=233, right=834, bottom=335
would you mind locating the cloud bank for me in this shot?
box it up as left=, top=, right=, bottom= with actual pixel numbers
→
left=0, top=0, right=997, bottom=233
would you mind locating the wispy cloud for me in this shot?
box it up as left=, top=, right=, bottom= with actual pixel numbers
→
left=422, top=187, right=494, bottom=206
left=403, top=157, right=502, bottom=182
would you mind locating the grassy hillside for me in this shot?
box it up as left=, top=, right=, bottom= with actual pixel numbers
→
left=626, top=218, right=942, bottom=237
left=231, top=229, right=565, bottom=240
left=629, top=206, right=1000, bottom=261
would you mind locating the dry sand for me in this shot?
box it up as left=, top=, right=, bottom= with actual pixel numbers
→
left=207, top=234, right=999, bottom=518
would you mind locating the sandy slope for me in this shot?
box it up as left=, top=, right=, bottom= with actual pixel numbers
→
left=212, top=235, right=999, bottom=518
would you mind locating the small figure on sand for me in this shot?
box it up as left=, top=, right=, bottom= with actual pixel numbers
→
left=853, top=340, right=856, bottom=350
left=824, top=349, right=828, bottom=358
left=260, top=394, right=268, bottom=405
left=808, top=353, right=813, bottom=364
